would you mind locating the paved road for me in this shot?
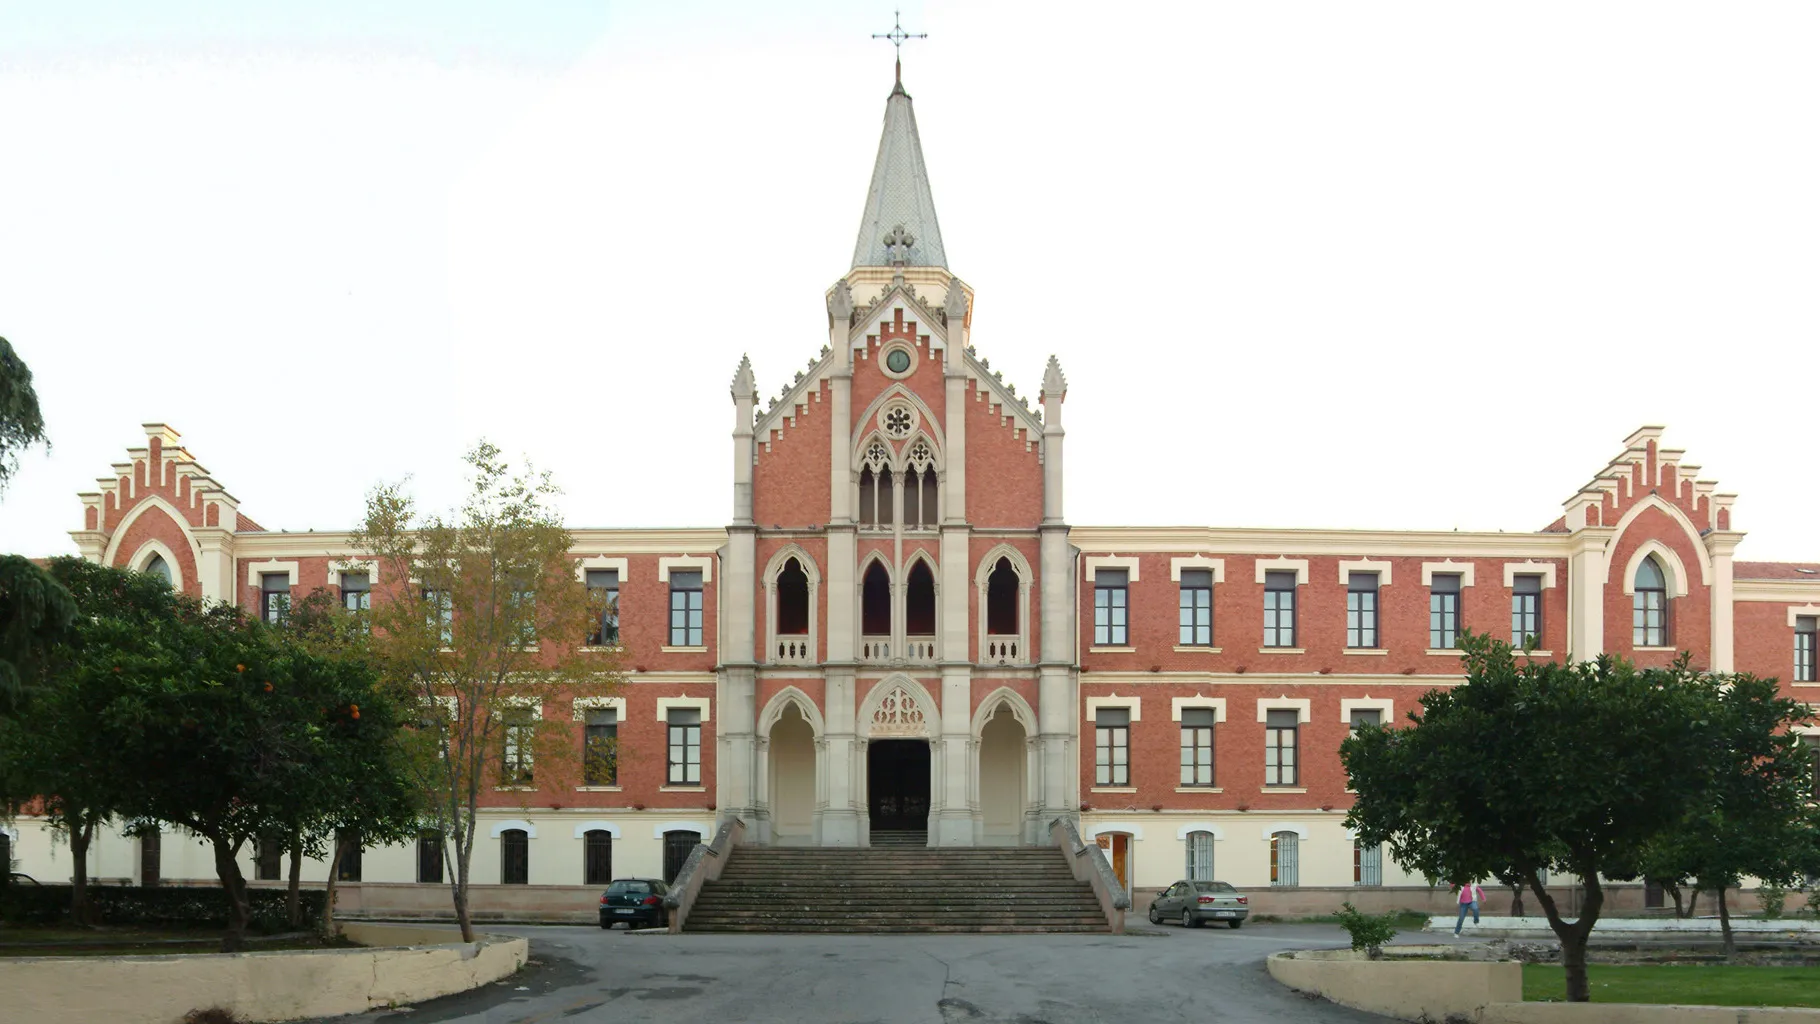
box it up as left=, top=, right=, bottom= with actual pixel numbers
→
left=310, top=921, right=1408, bottom=1024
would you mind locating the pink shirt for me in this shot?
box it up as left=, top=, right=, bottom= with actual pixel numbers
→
left=1458, top=884, right=1483, bottom=904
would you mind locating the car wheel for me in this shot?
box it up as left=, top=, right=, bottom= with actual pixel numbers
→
left=1147, top=905, right=1161, bottom=925
left=1227, top=919, right=1242, bottom=929
left=1182, top=909, right=1199, bottom=929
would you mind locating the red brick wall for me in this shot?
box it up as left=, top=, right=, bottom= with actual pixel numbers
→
left=1735, top=601, right=1802, bottom=686
left=1603, top=505, right=1711, bottom=668
left=753, top=379, right=832, bottom=529
left=110, top=503, right=200, bottom=597
left=491, top=684, right=717, bottom=812
left=963, top=378, right=1042, bottom=526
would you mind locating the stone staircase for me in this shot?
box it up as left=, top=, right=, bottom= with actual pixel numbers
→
left=684, top=843, right=1109, bottom=933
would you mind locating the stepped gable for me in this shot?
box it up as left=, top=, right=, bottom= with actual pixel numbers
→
left=1561, top=425, right=1735, bottom=533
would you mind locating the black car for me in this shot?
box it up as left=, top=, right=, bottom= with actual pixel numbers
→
left=599, top=878, right=669, bottom=929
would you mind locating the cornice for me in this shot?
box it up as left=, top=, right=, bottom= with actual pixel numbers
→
left=229, top=527, right=729, bottom=560
left=1734, top=578, right=1820, bottom=602
left=1065, top=525, right=1573, bottom=559
left=1079, top=671, right=1462, bottom=687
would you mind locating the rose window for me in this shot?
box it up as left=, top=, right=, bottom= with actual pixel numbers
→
left=882, top=406, right=913, bottom=437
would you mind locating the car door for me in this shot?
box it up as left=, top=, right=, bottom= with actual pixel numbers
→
left=1155, top=882, right=1181, bottom=916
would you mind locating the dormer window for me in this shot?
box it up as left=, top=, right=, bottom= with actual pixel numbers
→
left=1633, top=555, right=1669, bottom=647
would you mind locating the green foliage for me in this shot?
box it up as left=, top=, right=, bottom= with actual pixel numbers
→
left=1805, top=886, right=1820, bottom=919
left=0, top=884, right=325, bottom=932
left=1758, top=883, right=1787, bottom=920
left=0, top=555, right=75, bottom=713
left=1335, top=900, right=1400, bottom=957
left=0, top=336, right=49, bottom=494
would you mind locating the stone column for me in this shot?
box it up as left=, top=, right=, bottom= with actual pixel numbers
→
left=719, top=358, right=760, bottom=832
left=932, top=666, right=976, bottom=845
left=1566, top=529, right=1610, bottom=662
left=1036, top=358, right=1078, bottom=835
left=822, top=671, right=861, bottom=846
left=821, top=281, right=863, bottom=847
left=1706, top=531, right=1744, bottom=673
left=192, top=527, right=237, bottom=604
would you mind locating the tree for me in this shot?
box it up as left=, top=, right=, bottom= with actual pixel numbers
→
left=0, top=336, right=49, bottom=494
left=1638, top=674, right=1820, bottom=956
left=0, top=336, right=71, bottom=716
left=352, top=442, right=623, bottom=942
left=1342, top=633, right=1715, bottom=1003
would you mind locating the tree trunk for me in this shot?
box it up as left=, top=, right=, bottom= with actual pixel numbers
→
left=453, top=824, right=475, bottom=943
left=1716, top=886, right=1734, bottom=959
left=69, top=817, right=94, bottom=926
left=1531, top=870, right=1604, bottom=1002
left=210, top=837, right=252, bottom=953
left=321, top=837, right=344, bottom=938
left=285, top=831, right=303, bottom=929
left=1509, top=883, right=1525, bottom=918
left=1666, top=883, right=1684, bottom=919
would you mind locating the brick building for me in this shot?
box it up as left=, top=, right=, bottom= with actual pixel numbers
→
left=10, top=70, right=1820, bottom=912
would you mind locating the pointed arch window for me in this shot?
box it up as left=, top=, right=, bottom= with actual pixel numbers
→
left=906, top=561, right=936, bottom=638
left=986, top=558, right=1019, bottom=635
left=143, top=554, right=171, bottom=587
left=862, top=562, right=892, bottom=638
left=904, top=439, right=938, bottom=529
left=1633, top=555, right=1669, bottom=647
left=777, top=558, right=810, bottom=636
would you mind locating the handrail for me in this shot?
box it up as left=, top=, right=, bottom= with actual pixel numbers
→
left=1050, top=816, right=1128, bottom=934
left=664, top=816, right=745, bottom=934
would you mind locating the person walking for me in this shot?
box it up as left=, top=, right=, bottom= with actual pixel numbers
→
left=1453, top=880, right=1484, bottom=936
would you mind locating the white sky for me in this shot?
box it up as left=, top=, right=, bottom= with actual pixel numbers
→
left=1, top=1, right=1816, bottom=560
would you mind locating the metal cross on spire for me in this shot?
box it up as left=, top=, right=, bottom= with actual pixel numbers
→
left=872, top=10, right=926, bottom=86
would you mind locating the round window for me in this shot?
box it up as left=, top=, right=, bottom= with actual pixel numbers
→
left=885, top=348, right=912, bottom=373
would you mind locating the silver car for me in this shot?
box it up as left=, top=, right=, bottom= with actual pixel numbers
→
left=1148, top=879, right=1249, bottom=928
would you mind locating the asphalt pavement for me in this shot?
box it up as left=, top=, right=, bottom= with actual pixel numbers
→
left=305, top=921, right=1411, bottom=1024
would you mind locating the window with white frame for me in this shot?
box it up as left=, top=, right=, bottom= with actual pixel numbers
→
left=144, top=554, right=172, bottom=587
left=1798, top=616, right=1817, bottom=683
left=424, top=588, right=452, bottom=647
left=1185, top=831, right=1215, bottom=882
left=584, top=708, right=618, bottom=786
left=1094, top=569, right=1129, bottom=645
left=260, top=573, right=291, bottom=625
left=1263, top=571, right=1297, bottom=648
left=1271, top=830, right=1299, bottom=886
left=1349, top=708, right=1383, bottom=731
left=501, top=708, right=535, bottom=785
left=1179, top=569, right=1212, bottom=646
left=586, top=569, right=619, bottom=646
left=1511, top=574, right=1542, bottom=647
left=340, top=572, right=371, bottom=615
left=1354, top=841, right=1382, bottom=886
left=1346, top=572, right=1379, bottom=648
left=1429, top=573, right=1462, bottom=649
left=511, top=589, right=537, bottom=646
left=669, top=570, right=704, bottom=647
left=667, top=708, right=702, bottom=785
left=1265, top=710, right=1298, bottom=786
left=1180, top=708, right=1216, bottom=787
left=1633, top=556, right=1669, bottom=646
left=1095, top=708, right=1130, bottom=786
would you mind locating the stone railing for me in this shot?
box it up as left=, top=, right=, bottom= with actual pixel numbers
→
left=984, top=635, right=1021, bottom=663
left=859, top=638, right=892, bottom=662
left=1049, top=816, right=1128, bottom=934
left=664, top=816, right=745, bottom=934
left=903, top=639, right=937, bottom=662
left=774, top=638, right=813, bottom=664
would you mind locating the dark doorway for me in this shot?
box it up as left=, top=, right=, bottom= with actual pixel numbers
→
left=868, top=740, right=931, bottom=831
left=663, top=830, right=701, bottom=884
left=140, top=830, right=161, bottom=887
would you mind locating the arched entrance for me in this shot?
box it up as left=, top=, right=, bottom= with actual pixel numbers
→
left=768, top=704, right=817, bottom=845
left=867, top=740, right=931, bottom=836
left=977, top=705, right=1027, bottom=845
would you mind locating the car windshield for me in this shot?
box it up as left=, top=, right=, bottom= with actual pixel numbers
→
left=1194, top=882, right=1238, bottom=893
left=607, top=880, right=653, bottom=894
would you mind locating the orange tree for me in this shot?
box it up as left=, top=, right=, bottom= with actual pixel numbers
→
left=352, top=441, right=623, bottom=942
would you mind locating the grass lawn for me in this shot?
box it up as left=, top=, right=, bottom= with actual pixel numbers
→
left=1270, top=910, right=1431, bottom=929
left=1524, top=964, right=1820, bottom=1007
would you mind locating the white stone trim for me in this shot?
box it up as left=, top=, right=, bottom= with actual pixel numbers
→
left=1255, top=697, right=1311, bottom=724
left=1338, top=559, right=1393, bottom=587
left=127, top=539, right=185, bottom=590
left=1420, top=561, right=1475, bottom=588
left=1261, top=822, right=1312, bottom=841
left=1175, top=823, right=1225, bottom=841
left=656, top=696, right=711, bottom=723
left=1606, top=493, right=1713, bottom=585
left=971, top=686, right=1038, bottom=737
left=1084, top=555, right=1140, bottom=583
left=571, top=821, right=622, bottom=839
left=1086, top=694, right=1141, bottom=723
left=1254, top=558, right=1309, bottom=585
left=1169, top=556, right=1225, bottom=584
left=574, top=556, right=629, bottom=582
left=571, top=696, right=627, bottom=722
left=1089, top=823, right=1144, bottom=841
left=652, top=821, right=711, bottom=840
left=1619, top=540, right=1691, bottom=598
left=327, top=560, right=378, bottom=588
left=1169, top=696, right=1226, bottom=723
left=758, top=685, right=826, bottom=739
left=1789, top=605, right=1820, bottom=628
left=488, top=819, right=538, bottom=839
left=1339, top=697, right=1395, bottom=724
left=245, top=559, right=299, bottom=587
left=1502, top=561, right=1557, bottom=589
left=658, top=555, right=713, bottom=583
left=101, top=495, right=201, bottom=567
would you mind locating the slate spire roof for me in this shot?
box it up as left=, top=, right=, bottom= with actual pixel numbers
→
left=851, top=71, right=947, bottom=269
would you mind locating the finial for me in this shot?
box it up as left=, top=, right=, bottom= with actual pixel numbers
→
left=730, top=355, right=756, bottom=401
left=1042, top=355, right=1067, bottom=401
left=883, top=224, right=915, bottom=265
left=944, top=280, right=968, bottom=320
left=873, top=9, right=926, bottom=91
left=827, top=279, right=854, bottom=321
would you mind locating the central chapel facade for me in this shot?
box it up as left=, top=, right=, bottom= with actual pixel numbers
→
left=13, top=71, right=1820, bottom=907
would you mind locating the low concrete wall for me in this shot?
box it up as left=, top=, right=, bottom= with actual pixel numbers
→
left=0, top=922, right=527, bottom=1024
left=1266, top=947, right=1521, bottom=1023
left=1481, top=1004, right=1820, bottom=1023
left=1430, top=915, right=1820, bottom=942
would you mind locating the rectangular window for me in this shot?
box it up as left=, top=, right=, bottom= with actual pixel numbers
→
left=500, top=829, right=529, bottom=885
left=511, top=590, right=536, bottom=645
left=584, top=708, right=618, bottom=786
left=1094, top=569, right=1129, bottom=646
left=1178, top=569, right=1212, bottom=646
left=502, top=708, right=535, bottom=785
left=417, top=833, right=444, bottom=884
left=1511, top=574, right=1542, bottom=647
left=1355, top=842, right=1382, bottom=886
left=667, top=708, right=702, bottom=785
left=1346, top=572, right=1379, bottom=648
left=586, top=569, right=620, bottom=646
left=424, top=589, right=452, bottom=647
left=260, top=573, right=291, bottom=625
left=1265, top=709, right=1299, bottom=786
left=1270, top=830, right=1299, bottom=886
left=1263, top=571, right=1297, bottom=648
left=1797, top=616, right=1817, bottom=684
left=336, top=830, right=362, bottom=883
left=669, top=571, right=704, bottom=647
left=254, top=835, right=282, bottom=881
left=1349, top=708, right=1383, bottom=731
left=1094, top=707, right=1130, bottom=786
left=340, top=572, right=371, bottom=614
left=1429, top=573, right=1462, bottom=649
left=1179, top=708, right=1215, bottom=787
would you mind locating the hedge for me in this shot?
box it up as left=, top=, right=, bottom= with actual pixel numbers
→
left=0, top=884, right=327, bottom=932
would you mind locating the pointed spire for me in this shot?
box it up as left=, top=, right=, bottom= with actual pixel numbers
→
left=851, top=75, right=947, bottom=269
left=1042, top=356, right=1067, bottom=401
left=730, top=355, right=756, bottom=401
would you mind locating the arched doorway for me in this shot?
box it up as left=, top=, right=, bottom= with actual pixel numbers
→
left=978, top=705, right=1027, bottom=845
left=768, top=704, right=817, bottom=845
left=867, top=740, right=930, bottom=837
